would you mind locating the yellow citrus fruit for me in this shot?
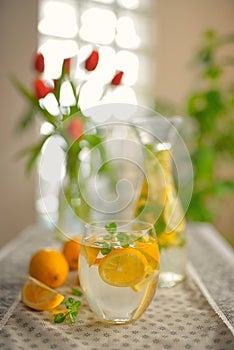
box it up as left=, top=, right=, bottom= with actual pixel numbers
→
left=131, top=271, right=158, bottom=292
left=82, top=244, right=100, bottom=267
left=29, top=249, right=69, bottom=288
left=132, top=242, right=160, bottom=291
left=21, top=276, right=64, bottom=311
left=98, top=248, right=148, bottom=287
left=137, top=241, right=160, bottom=270
left=63, top=237, right=82, bottom=270
left=157, top=231, right=178, bottom=247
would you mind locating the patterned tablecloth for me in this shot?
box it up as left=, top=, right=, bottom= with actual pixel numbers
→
left=0, top=223, right=233, bottom=350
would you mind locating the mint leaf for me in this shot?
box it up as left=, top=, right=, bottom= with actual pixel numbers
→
left=73, top=300, right=81, bottom=309
left=54, top=297, right=82, bottom=324
left=105, top=222, right=117, bottom=233
left=72, top=288, right=83, bottom=297
left=101, top=247, right=112, bottom=255
left=117, top=232, right=130, bottom=248
left=65, top=297, right=74, bottom=309
left=69, top=312, right=78, bottom=323
left=54, top=313, right=67, bottom=323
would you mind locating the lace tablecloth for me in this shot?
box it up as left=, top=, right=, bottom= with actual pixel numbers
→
left=0, top=223, right=233, bottom=350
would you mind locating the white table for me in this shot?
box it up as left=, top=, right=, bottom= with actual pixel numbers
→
left=0, top=222, right=233, bottom=349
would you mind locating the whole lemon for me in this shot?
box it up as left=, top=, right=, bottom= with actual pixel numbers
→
left=29, top=249, right=69, bottom=288
left=63, top=236, right=82, bottom=270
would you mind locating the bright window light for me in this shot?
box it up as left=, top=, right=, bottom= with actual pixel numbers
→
left=117, top=0, right=139, bottom=9
left=93, top=0, right=114, bottom=4
left=38, top=1, right=78, bottom=38
left=116, top=17, right=140, bottom=49
left=80, top=8, right=116, bottom=45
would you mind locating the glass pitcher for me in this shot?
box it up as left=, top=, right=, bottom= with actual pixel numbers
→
left=134, top=115, right=192, bottom=288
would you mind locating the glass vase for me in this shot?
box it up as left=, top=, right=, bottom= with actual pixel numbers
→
left=55, top=178, right=91, bottom=241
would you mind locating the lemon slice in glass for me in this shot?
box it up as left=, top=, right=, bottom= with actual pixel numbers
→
left=98, top=248, right=148, bottom=287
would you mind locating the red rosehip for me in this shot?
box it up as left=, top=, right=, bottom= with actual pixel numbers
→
left=34, top=53, right=44, bottom=73
left=111, top=71, right=124, bottom=86
left=34, top=79, right=54, bottom=99
left=67, top=118, right=83, bottom=140
left=85, top=50, right=99, bottom=71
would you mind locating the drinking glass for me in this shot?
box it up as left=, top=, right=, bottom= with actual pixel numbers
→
left=78, top=220, right=160, bottom=324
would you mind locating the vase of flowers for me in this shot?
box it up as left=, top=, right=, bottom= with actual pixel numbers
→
left=13, top=50, right=124, bottom=239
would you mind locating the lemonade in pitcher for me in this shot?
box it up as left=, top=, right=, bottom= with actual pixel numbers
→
left=79, top=221, right=160, bottom=324
left=135, top=143, right=187, bottom=287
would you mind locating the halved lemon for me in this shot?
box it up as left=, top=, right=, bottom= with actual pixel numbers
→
left=98, top=248, right=148, bottom=287
left=21, top=276, right=64, bottom=311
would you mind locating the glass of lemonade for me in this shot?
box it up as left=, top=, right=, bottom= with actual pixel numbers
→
left=79, top=220, right=160, bottom=324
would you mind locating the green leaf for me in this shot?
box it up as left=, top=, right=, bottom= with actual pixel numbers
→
left=116, top=232, right=129, bottom=241
left=16, top=105, right=37, bottom=131
left=101, top=247, right=112, bottom=255
left=204, top=66, right=222, bottom=80
left=72, top=288, right=83, bottom=297
left=55, top=297, right=82, bottom=324
left=73, top=300, right=82, bottom=309
left=192, top=146, right=216, bottom=182
left=116, top=232, right=130, bottom=248
left=70, top=81, right=79, bottom=105
left=207, top=181, right=234, bottom=196
left=65, top=297, right=74, bottom=309
left=187, top=193, right=213, bottom=222
left=105, top=222, right=117, bottom=233
left=11, top=75, right=59, bottom=128
left=154, top=214, right=166, bottom=236
left=10, top=75, right=37, bottom=104
left=121, top=243, right=130, bottom=248
left=94, top=241, right=112, bottom=255
left=69, top=312, right=77, bottom=323
left=54, top=313, right=67, bottom=323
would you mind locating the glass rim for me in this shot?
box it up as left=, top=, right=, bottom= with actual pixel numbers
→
left=84, top=219, right=155, bottom=232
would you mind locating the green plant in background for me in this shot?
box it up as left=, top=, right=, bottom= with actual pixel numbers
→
left=186, top=30, right=234, bottom=224
left=155, top=30, right=234, bottom=244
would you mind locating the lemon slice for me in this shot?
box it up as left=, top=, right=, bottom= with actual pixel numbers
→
left=21, top=276, right=64, bottom=311
left=83, top=245, right=100, bottom=267
left=136, top=242, right=160, bottom=271
left=98, top=248, right=148, bottom=287
left=132, top=242, right=160, bottom=292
